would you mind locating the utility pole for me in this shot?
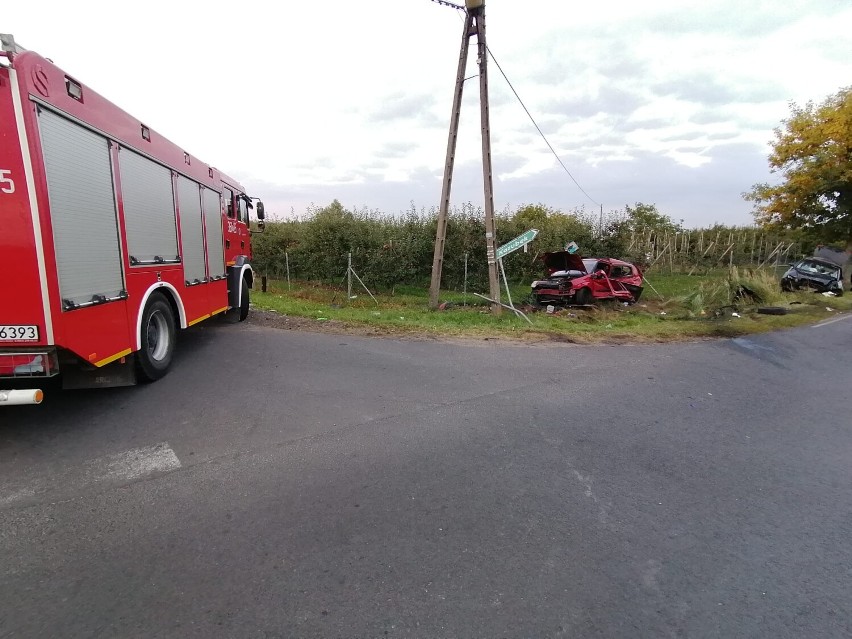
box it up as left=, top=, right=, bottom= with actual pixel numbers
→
left=429, top=7, right=473, bottom=310
left=429, top=0, right=501, bottom=314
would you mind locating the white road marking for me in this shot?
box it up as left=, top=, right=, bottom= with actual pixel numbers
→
left=813, top=314, right=852, bottom=328
left=1, top=442, right=181, bottom=509
left=732, top=337, right=773, bottom=353
left=0, top=487, right=36, bottom=508
left=569, top=467, right=611, bottom=526
left=84, top=442, right=181, bottom=482
left=641, top=559, right=663, bottom=592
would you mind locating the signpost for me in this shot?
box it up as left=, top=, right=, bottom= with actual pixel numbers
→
left=492, top=229, right=538, bottom=323
left=496, top=229, right=538, bottom=260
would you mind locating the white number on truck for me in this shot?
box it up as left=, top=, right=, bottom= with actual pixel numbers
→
left=0, top=169, right=15, bottom=194
left=0, top=325, right=39, bottom=341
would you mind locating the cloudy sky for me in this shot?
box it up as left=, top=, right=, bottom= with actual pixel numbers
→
left=6, top=0, right=851, bottom=227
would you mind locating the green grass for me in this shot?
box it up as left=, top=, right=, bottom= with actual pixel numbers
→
left=252, top=271, right=852, bottom=343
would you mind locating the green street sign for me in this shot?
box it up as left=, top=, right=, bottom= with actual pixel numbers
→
left=496, top=228, right=538, bottom=260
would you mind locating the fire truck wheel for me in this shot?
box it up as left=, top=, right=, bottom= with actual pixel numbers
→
left=239, top=276, right=250, bottom=322
left=137, top=293, right=176, bottom=382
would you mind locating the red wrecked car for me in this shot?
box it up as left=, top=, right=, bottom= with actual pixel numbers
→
left=530, top=252, right=644, bottom=306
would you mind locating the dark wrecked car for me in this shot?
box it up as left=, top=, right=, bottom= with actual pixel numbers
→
left=781, top=257, right=844, bottom=296
left=530, top=252, right=643, bottom=306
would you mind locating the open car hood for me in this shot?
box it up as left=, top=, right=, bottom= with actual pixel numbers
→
left=542, top=251, right=586, bottom=275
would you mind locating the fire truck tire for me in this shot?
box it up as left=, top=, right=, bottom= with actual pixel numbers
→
left=239, top=276, right=250, bottom=322
left=575, top=287, right=593, bottom=306
left=137, top=293, right=176, bottom=382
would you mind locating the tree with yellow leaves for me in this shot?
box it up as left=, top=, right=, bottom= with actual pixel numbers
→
left=745, top=87, right=852, bottom=246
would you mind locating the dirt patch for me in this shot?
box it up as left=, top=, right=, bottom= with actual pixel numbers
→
left=246, top=305, right=834, bottom=346
left=246, top=309, right=432, bottom=340
left=247, top=309, right=579, bottom=347
left=246, top=309, right=683, bottom=347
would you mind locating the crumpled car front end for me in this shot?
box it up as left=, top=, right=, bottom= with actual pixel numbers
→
left=781, top=259, right=844, bottom=296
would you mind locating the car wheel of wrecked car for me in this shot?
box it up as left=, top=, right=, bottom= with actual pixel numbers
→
left=575, top=287, right=593, bottom=306
left=780, top=278, right=795, bottom=292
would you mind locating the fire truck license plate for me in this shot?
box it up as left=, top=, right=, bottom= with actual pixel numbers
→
left=0, top=325, right=39, bottom=341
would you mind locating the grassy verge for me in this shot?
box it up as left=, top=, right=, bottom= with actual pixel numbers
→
left=251, top=271, right=852, bottom=343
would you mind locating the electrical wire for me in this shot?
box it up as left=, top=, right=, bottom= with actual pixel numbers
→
left=487, top=46, right=601, bottom=207
left=436, top=2, right=601, bottom=207
left=429, top=0, right=465, bottom=10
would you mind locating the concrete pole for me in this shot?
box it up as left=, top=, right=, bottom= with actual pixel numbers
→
left=473, top=7, right=501, bottom=314
left=429, top=12, right=475, bottom=309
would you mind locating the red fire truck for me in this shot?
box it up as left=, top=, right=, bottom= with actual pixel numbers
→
left=0, top=34, right=265, bottom=405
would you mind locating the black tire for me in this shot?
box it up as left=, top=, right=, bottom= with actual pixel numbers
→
left=137, top=293, right=176, bottom=382
left=575, top=287, right=593, bottom=306
left=238, top=276, right=250, bottom=322
left=757, top=306, right=788, bottom=316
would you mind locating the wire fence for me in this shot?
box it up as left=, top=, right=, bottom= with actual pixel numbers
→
left=629, top=229, right=801, bottom=275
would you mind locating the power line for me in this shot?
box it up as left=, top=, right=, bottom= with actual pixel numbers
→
left=433, top=0, right=601, bottom=208
left=487, top=47, right=601, bottom=207
left=429, top=0, right=465, bottom=10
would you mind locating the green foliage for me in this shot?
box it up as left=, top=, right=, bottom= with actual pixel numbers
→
left=250, top=200, right=804, bottom=290
left=622, top=202, right=683, bottom=234
left=745, top=86, right=852, bottom=245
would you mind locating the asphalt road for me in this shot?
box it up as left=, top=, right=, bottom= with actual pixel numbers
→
left=2, top=314, right=851, bottom=638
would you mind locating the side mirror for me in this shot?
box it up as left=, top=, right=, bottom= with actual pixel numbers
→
left=256, top=200, right=265, bottom=220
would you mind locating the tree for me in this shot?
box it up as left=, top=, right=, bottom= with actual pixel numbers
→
left=745, top=87, right=852, bottom=245
left=511, top=203, right=553, bottom=228
left=621, top=202, right=682, bottom=234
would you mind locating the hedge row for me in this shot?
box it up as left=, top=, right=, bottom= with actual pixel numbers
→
left=250, top=200, right=787, bottom=291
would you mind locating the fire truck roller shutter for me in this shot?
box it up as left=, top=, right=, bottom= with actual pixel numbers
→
left=37, top=109, right=124, bottom=307
left=176, top=176, right=206, bottom=284
left=201, top=187, right=225, bottom=279
left=118, top=148, right=179, bottom=265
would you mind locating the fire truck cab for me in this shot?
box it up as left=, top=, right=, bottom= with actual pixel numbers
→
left=0, top=34, right=265, bottom=405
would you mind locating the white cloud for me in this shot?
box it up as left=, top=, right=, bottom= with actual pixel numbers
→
left=5, top=0, right=851, bottom=226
